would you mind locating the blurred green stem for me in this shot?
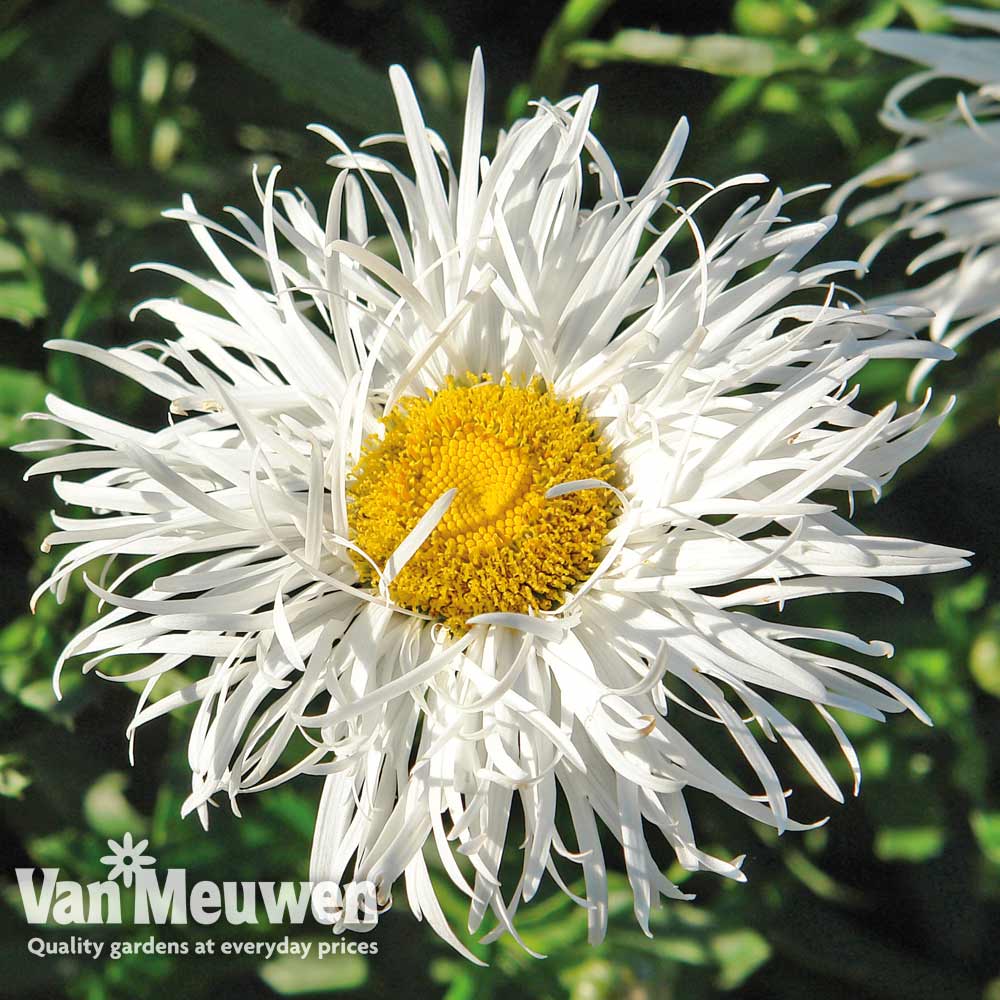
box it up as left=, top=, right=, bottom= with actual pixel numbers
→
left=531, top=0, right=615, bottom=98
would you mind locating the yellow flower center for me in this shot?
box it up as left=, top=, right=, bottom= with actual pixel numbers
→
left=347, top=375, right=620, bottom=630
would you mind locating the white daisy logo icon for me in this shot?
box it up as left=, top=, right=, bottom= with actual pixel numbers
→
left=99, top=833, right=156, bottom=888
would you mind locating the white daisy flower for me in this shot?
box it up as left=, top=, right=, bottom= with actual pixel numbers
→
left=829, top=5, right=1000, bottom=394
left=22, top=52, right=968, bottom=958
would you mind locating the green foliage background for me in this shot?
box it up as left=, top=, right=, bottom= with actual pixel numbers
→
left=1, top=1, right=998, bottom=997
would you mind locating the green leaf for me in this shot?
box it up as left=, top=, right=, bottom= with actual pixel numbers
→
left=900, top=0, right=951, bottom=31
left=732, top=0, right=815, bottom=37
left=154, top=0, right=401, bottom=135
left=0, top=237, right=26, bottom=271
left=430, top=959, right=483, bottom=1000
left=854, top=0, right=906, bottom=31
left=14, top=213, right=80, bottom=281
left=0, top=365, right=48, bottom=446
left=258, top=950, right=368, bottom=994
left=937, top=574, right=988, bottom=618
left=531, top=0, right=615, bottom=98
left=970, top=627, right=1000, bottom=697
left=760, top=80, right=801, bottom=112
left=873, top=825, right=946, bottom=863
left=784, top=848, right=865, bottom=905
left=82, top=772, right=149, bottom=839
left=970, top=810, right=1000, bottom=866
left=0, top=276, right=44, bottom=324
left=711, top=929, right=771, bottom=990
left=16, top=677, right=60, bottom=713
left=558, top=957, right=631, bottom=1000
left=900, top=647, right=950, bottom=682
left=565, top=30, right=838, bottom=77
left=0, top=753, right=31, bottom=798
left=709, top=76, right=764, bottom=120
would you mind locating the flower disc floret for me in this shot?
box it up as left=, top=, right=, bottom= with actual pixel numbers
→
left=347, top=375, right=619, bottom=628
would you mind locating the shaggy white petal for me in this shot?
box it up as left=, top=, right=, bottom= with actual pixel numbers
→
left=830, top=6, right=1000, bottom=393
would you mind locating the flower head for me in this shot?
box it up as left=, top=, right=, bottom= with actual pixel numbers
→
left=830, top=6, right=1000, bottom=393
left=22, top=52, right=968, bottom=957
